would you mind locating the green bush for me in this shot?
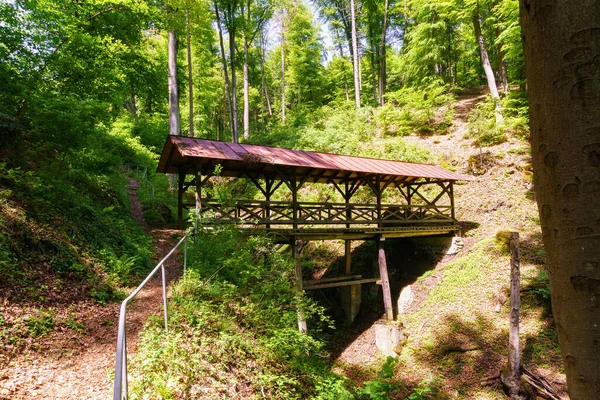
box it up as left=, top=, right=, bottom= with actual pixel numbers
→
left=130, top=227, right=353, bottom=399
left=382, top=84, right=455, bottom=136
left=465, top=99, right=507, bottom=146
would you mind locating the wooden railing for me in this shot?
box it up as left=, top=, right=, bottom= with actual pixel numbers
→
left=196, top=199, right=453, bottom=228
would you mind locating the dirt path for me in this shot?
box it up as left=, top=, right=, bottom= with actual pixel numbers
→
left=0, top=183, right=184, bottom=400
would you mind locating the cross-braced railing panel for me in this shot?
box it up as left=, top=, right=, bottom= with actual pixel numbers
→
left=197, top=199, right=453, bottom=228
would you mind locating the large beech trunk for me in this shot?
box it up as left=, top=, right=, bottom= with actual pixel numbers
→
left=168, top=30, right=180, bottom=136
left=519, top=1, right=600, bottom=398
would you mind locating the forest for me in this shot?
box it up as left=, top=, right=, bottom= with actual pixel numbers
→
left=0, top=0, right=598, bottom=398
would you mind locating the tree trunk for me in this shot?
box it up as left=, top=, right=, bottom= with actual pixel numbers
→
left=520, top=1, right=600, bottom=398
left=335, top=29, right=350, bottom=102
left=186, top=9, right=194, bottom=137
left=281, top=13, right=286, bottom=124
left=243, top=35, right=250, bottom=141
left=229, top=18, right=239, bottom=143
left=472, top=1, right=503, bottom=125
left=496, top=27, right=509, bottom=94
left=371, top=44, right=377, bottom=103
left=260, top=31, right=272, bottom=117
left=214, top=2, right=234, bottom=141
left=349, top=0, right=361, bottom=108
left=378, top=0, right=389, bottom=106
left=168, top=30, right=180, bottom=136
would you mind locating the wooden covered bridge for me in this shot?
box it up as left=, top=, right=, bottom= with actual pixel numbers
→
left=157, top=135, right=471, bottom=329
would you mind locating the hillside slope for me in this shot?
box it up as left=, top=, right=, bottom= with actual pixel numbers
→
left=331, top=93, right=565, bottom=398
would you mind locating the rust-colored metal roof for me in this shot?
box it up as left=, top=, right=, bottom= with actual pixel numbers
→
left=157, top=135, right=473, bottom=184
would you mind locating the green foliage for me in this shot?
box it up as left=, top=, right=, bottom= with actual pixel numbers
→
left=380, top=85, right=455, bottom=136
left=130, top=227, right=353, bottom=398
left=360, top=357, right=400, bottom=399
left=64, top=315, right=85, bottom=334
left=26, top=309, right=55, bottom=338
left=405, top=381, right=433, bottom=400
left=530, top=269, right=552, bottom=309
left=465, top=99, right=507, bottom=146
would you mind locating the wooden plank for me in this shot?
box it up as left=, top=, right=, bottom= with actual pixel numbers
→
left=303, top=278, right=380, bottom=290
left=303, top=274, right=362, bottom=285
left=378, top=237, right=394, bottom=321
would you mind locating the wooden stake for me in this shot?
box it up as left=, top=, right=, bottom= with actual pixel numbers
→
left=508, top=232, right=521, bottom=379
left=377, top=236, right=394, bottom=320
left=502, top=231, right=526, bottom=399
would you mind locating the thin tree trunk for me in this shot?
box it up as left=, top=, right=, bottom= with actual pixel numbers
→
left=168, top=30, right=180, bottom=136
left=229, top=16, right=239, bottom=143
left=472, top=1, right=503, bottom=124
left=281, top=13, right=286, bottom=124
left=243, top=35, right=250, bottom=141
left=496, top=28, right=509, bottom=94
left=335, top=29, right=350, bottom=102
left=371, top=45, right=378, bottom=103
left=349, top=0, right=361, bottom=108
left=378, top=0, right=389, bottom=106
left=214, top=2, right=234, bottom=141
left=259, top=31, right=272, bottom=118
left=186, top=9, right=194, bottom=137
left=519, top=1, right=600, bottom=397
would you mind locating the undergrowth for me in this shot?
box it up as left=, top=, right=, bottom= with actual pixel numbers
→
left=130, top=226, right=355, bottom=399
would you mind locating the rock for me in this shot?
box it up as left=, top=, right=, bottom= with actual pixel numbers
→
left=446, top=236, right=464, bottom=255
left=397, top=286, right=414, bottom=314
left=375, top=322, right=405, bottom=358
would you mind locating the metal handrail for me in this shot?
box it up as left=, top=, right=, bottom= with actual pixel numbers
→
left=113, top=232, right=189, bottom=400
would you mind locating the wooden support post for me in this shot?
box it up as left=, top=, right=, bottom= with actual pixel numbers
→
left=194, top=165, right=202, bottom=230
left=177, top=168, right=185, bottom=229
left=377, top=236, right=394, bottom=320
left=345, top=240, right=352, bottom=274
left=376, top=176, right=383, bottom=228
left=265, top=177, right=273, bottom=229
left=291, top=239, right=307, bottom=333
left=450, top=181, right=456, bottom=222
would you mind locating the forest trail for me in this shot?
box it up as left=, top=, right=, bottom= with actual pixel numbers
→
left=0, top=182, right=183, bottom=400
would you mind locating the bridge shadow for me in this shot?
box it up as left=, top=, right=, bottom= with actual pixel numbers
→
left=306, top=236, right=454, bottom=361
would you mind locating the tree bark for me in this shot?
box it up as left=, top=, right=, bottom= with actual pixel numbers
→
left=472, top=1, right=503, bottom=125
left=260, top=33, right=272, bottom=117
left=214, top=2, right=235, bottom=141
left=378, top=0, right=389, bottom=106
left=281, top=12, right=286, bottom=124
left=186, top=9, right=194, bottom=137
left=168, top=30, right=181, bottom=136
left=519, top=1, right=600, bottom=398
left=496, top=27, right=509, bottom=94
left=349, top=0, right=361, bottom=108
left=229, top=14, right=239, bottom=143
left=243, top=35, right=250, bottom=141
